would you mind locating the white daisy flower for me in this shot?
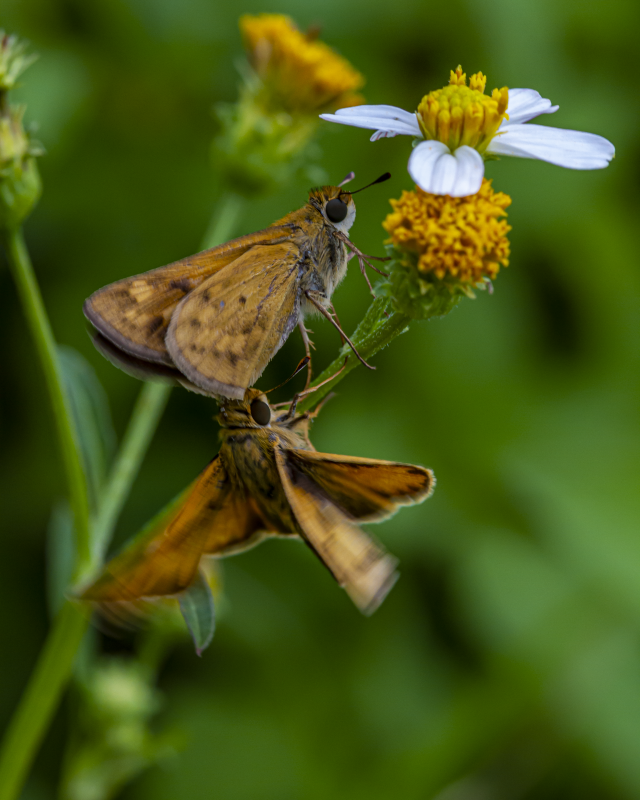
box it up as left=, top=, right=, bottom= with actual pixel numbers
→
left=320, top=66, right=615, bottom=198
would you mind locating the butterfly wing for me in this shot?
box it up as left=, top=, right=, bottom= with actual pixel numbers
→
left=274, top=449, right=399, bottom=614
left=166, top=241, right=304, bottom=398
left=83, top=225, right=295, bottom=366
left=82, top=456, right=266, bottom=604
left=285, top=449, right=435, bottom=522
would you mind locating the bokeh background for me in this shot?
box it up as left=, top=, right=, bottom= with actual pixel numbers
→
left=1, top=0, right=639, bottom=797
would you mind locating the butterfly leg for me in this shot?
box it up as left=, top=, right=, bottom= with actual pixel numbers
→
left=329, top=303, right=345, bottom=344
left=298, top=319, right=315, bottom=391
left=334, top=231, right=390, bottom=301
left=280, top=358, right=347, bottom=421
left=304, top=290, right=375, bottom=371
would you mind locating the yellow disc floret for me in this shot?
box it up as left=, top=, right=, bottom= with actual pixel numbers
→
left=416, top=65, right=508, bottom=154
left=240, top=14, right=364, bottom=114
left=383, top=179, right=512, bottom=283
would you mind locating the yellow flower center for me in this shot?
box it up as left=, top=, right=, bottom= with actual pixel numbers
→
left=383, top=179, right=512, bottom=283
left=416, top=66, right=508, bottom=154
left=240, top=14, right=364, bottom=114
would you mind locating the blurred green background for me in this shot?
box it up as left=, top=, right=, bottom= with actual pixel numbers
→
left=1, top=0, right=639, bottom=797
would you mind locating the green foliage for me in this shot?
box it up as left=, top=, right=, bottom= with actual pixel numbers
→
left=58, top=347, right=116, bottom=513
left=1, top=1, right=637, bottom=799
left=59, top=659, right=174, bottom=800
left=212, top=81, right=326, bottom=198
left=179, top=571, right=216, bottom=656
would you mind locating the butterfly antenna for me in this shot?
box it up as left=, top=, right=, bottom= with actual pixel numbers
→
left=264, top=356, right=311, bottom=396
left=341, top=172, right=391, bottom=196
left=337, top=171, right=355, bottom=187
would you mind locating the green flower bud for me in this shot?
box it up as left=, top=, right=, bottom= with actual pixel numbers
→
left=0, top=34, right=42, bottom=230
left=0, top=105, right=42, bottom=229
left=212, top=14, right=365, bottom=198
left=0, top=31, right=38, bottom=93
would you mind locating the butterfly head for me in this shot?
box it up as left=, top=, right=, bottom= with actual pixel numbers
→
left=217, top=388, right=273, bottom=429
left=309, top=171, right=391, bottom=235
left=309, top=185, right=356, bottom=234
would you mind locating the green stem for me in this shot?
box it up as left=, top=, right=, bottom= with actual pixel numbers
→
left=91, top=381, right=171, bottom=567
left=1, top=226, right=92, bottom=578
left=0, top=192, right=246, bottom=800
left=0, top=603, right=88, bottom=800
left=90, top=189, right=244, bottom=566
left=200, top=192, right=245, bottom=250
left=297, top=297, right=410, bottom=413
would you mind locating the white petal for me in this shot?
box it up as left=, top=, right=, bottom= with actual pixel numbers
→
left=320, top=105, right=422, bottom=138
left=334, top=104, right=418, bottom=124
left=370, top=129, right=400, bottom=141
left=487, top=124, right=615, bottom=169
left=503, top=88, right=559, bottom=126
left=408, top=142, right=484, bottom=197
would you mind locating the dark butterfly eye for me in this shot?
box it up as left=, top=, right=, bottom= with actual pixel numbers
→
left=325, top=197, right=348, bottom=223
left=250, top=399, right=271, bottom=426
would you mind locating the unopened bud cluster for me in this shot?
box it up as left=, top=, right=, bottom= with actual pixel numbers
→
left=212, top=15, right=364, bottom=197
left=0, top=32, right=42, bottom=230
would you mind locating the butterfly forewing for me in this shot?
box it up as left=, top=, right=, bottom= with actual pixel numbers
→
left=286, top=450, right=435, bottom=522
left=83, top=224, right=295, bottom=366
left=82, top=457, right=266, bottom=604
left=166, top=242, right=304, bottom=398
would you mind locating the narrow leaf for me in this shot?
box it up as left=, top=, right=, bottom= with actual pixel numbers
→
left=58, top=345, right=116, bottom=510
left=179, top=570, right=216, bottom=656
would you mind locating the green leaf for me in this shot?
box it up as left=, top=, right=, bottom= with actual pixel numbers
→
left=179, top=571, right=215, bottom=656
left=58, top=346, right=116, bottom=512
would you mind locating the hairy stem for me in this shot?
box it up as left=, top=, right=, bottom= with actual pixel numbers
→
left=1, top=226, right=92, bottom=578
left=297, top=297, right=410, bottom=413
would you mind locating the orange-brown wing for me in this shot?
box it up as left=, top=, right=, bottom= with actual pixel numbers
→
left=285, top=449, right=434, bottom=522
left=166, top=241, right=304, bottom=398
left=84, top=225, right=296, bottom=365
left=274, top=449, right=399, bottom=615
left=81, top=456, right=265, bottom=603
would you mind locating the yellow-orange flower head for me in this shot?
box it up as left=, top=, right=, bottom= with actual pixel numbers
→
left=240, top=14, right=364, bottom=115
left=384, top=179, right=512, bottom=284
left=417, top=66, right=509, bottom=155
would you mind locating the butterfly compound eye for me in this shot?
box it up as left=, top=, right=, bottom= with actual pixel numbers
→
left=250, top=399, right=271, bottom=426
left=325, top=197, right=348, bottom=223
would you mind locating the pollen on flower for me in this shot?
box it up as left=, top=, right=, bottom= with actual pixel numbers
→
left=417, top=66, right=508, bottom=154
left=240, top=14, right=364, bottom=115
left=383, top=180, right=511, bottom=284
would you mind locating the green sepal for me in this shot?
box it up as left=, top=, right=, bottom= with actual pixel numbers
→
left=379, top=246, right=491, bottom=321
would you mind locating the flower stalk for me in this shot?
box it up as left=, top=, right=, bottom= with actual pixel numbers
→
left=1, top=226, right=93, bottom=579
left=297, top=297, right=409, bottom=413
left=92, top=381, right=171, bottom=566
left=0, top=175, right=250, bottom=800
left=0, top=603, right=87, bottom=800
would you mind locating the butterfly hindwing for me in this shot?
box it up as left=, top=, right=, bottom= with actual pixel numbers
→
left=274, top=449, right=399, bottom=614
left=285, top=449, right=435, bottom=522
left=166, top=241, right=304, bottom=398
